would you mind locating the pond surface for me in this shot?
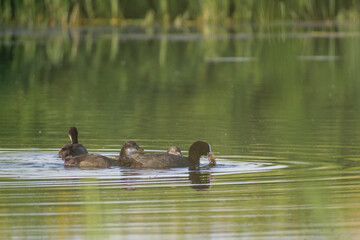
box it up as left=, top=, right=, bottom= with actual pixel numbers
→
left=1, top=25, right=360, bottom=239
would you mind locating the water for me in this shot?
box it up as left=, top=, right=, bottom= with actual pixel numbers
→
left=1, top=25, right=360, bottom=239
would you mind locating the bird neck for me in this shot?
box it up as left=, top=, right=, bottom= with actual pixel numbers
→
left=188, top=151, right=201, bottom=167
left=69, top=134, right=78, bottom=144
left=120, top=148, right=129, bottom=159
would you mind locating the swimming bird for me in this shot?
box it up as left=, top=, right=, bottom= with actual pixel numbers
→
left=58, top=126, right=88, bottom=160
left=64, top=154, right=113, bottom=168
left=64, top=140, right=143, bottom=168
left=120, top=141, right=216, bottom=169
left=167, top=146, right=182, bottom=156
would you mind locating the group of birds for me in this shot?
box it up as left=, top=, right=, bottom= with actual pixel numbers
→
left=58, top=127, right=216, bottom=169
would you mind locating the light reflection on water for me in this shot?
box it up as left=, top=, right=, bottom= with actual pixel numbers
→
left=0, top=149, right=291, bottom=239
left=0, top=149, right=285, bottom=181
left=1, top=147, right=359, bottom=239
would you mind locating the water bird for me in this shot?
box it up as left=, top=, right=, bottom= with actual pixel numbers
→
left=120, top=141, right=216, bottom=169
left=64, top=141, right=216, bottom=169
left=58, top=126, right=88, bottom=160
left=167, top=146, right=182, bottom=156
left=64, top=141, right=143, bottom=168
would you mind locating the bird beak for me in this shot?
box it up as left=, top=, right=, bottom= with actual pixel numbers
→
left=137, top=147, right=144, bottom=152
left=207, top=152, right=215, bottom=161
left=207, top=152, right=216, bottom=166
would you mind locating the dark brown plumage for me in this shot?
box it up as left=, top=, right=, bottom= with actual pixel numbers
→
left=64, top=141, right=143, bottom=169
left=122, top=141, right=216, bottom=169
left=58, top=126, right=88, bottom=160
left=63, top=141, right=216, bottom=169
left=64, top=154, right=113, bottom=168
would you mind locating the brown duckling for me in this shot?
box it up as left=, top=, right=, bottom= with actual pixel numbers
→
left=167, top=146, right=182, bottom=156
left=64, top=141, right=143, bottom=169
left=58, top=126, right=88, bottom=160
left=64, top=154, right=113, bottom=168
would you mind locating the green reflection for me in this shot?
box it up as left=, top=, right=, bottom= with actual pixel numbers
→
left=1, top=26, right=360, bottom=239
left=1, top=27, right=360, bottom=151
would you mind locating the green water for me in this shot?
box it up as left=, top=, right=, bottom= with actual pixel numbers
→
left=1, top=25, right=360, bottom=239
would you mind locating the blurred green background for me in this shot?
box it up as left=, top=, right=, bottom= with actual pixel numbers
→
left=1, top=25, right=360, bottom=151
left=1, top=0, right=359, bottom=27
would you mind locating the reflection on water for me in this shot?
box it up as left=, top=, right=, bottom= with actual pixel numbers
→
left=1, top=25, right=360, bottom=239
left=205, top=57, right=258, bottom=62
left=0, top=149, right=284, bottom=181
left=1, top=148, right=359, bottom=239
left=189, top=170, right=211, bottom=190
left=298, top=55, right=341, bottom=61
